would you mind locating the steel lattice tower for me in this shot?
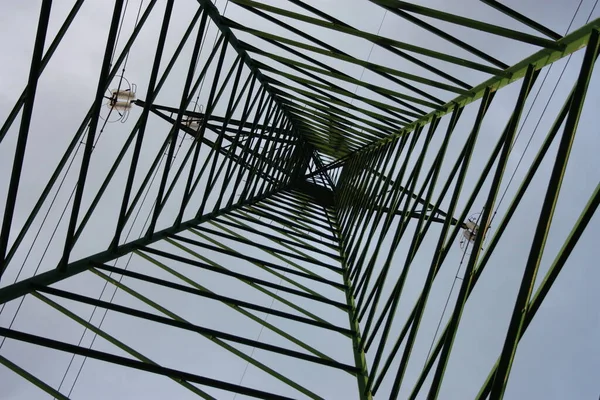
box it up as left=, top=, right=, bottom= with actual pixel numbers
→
left=0, top=1, right=599, bottom=399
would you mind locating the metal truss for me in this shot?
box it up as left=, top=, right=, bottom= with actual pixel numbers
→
left=0, top=0, right=598, bottom=399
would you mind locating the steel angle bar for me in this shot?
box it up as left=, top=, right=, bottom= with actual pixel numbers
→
left=370, top=107, right=462, bottom=394
left=277, top=94, right=397, bottom=138
left=428, top=66, right=537, bottom=399
left=257, top=41, right=468, bottom=97
left=162, top=238, right=341, bottom=324
left=361, top=119, right=441, bottom=385
left=242, top=108, right=286, bottom=199
left=232, top=0, right=505, bottom=76
left=245, top=40, right=439, bottom=112
left=112, top=0, right=176, bottom=248
left=73, top=7, right=205, bottom=250
left=178, top=41, right=236, bottom=223
left=260, top=67, right=427, bottom=120
left=370, top=0, right=507, bottom=68
left=480, top=0, right=562, bottom=40
left=352, top=130, right=424, bottom=308
left=224, top=209, right=340, bottom=253
left=174, top=231, right=344, bottom=306
left=242, top=205, right=338, bottom=242
left=229, top=210, right=340, bottom=252
left=266, top=77, right=413, bottom=125
left=1, top=0, right=164, bottom=266
left=340, top=145, right=398, bottom=274
left=146, top=12, right=211, bottom=238
left=232, top=0, right=471, bottom=89
left=281, top=92, right=394, bottom=138
left=34, top=285, right=359, bottom=373
left=370, top=0, right=561, bottom=48
left=490, top=30, right=600, bottom=400
left=233, top=6, right=446, bottom=106
left=0, top=186, right=288, bottom=305
left=476, top=181, right=600, bottom=398
left=0, top=0, right=84, bottom=144
left=194, top=0, right=296, bottom=124
left=0, top=326, right=294, bottom=400
left=361, top=90, right=495, bottom=355
left=147, top=107, right=287, bottom=192
left=89, top=268, right=328, bottom=400
left=238, top=105, right=281, bottom=200
left=257, top=199, right=332, bottom=231
left=326, top=209, right=372, bottom=400
left=112, top=8, right=206, bottom=229
left=215, top=74, right=259, bottom=209
left=386, top=67, right=534, bottom=399
left=332, top=17, right=600, bottom=160
left=235, top=97, right=277, bottom=202
left=269, top=193, right=330, bottom=219
left=134, top=250, right=341, bottom=364
left=344, top=141, right=407, bottom=276
left=203, top=221, right=340, bottom=283
left=194, top=224, right=342, bottom=285
left=94, top=262, right=352, bottom=335
left=0, top=0, right=52, bottom=276
left=0, top=354, right=68, bottom=400
left=58, top=1, right=125, bottom=270
left=0, top=0, right=159, bottom=148
left=405, top=82, right=575, bottom=399
left=32, top=291, right=215, bottom=399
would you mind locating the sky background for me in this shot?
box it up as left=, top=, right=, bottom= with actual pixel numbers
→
left=0, top=0, right=599, bottom=399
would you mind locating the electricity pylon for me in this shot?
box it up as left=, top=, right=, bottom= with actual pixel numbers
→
left=0, top=1, right=599, bottom=399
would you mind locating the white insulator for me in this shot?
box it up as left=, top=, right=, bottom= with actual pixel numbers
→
left=184, top=119, right=201, bottom=131
left=112, top=101, right=132, bottom=111
left=462, top=229, right=475, bottom=242
left=462, top=219, right=479, bottom=243
left=111, top=89, right=136, bottom=100
left=465, top=220, right=478, bottom=231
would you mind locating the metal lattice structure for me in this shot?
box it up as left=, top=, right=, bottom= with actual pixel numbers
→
left=1, top=1, right=599, bottom=399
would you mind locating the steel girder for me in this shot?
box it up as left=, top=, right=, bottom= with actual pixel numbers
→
left=0, top=1, right=598, bottom=399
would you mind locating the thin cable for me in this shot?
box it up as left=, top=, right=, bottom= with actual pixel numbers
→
left=65, top=100, right=191, bottom=396
left=347, top=10, right=388, bottom=111
left=423, top=209, right=482, bottom=365
left=177, top=0, right=228, bottom=155
left=490, top=0, right=590, bottom=225
left=110, top=0, right=130, bottom=66
left=0, top=0, right=141, bottom=345
left=0, top=142, right=84, bottom=318
left=232, top=279, right=281, bottom=400
left=0, top=0, right=145, bottom=324
left=57, top=150, right=165, bottom=396
left=65, top=150, right=167, bottom=397
left=422, top=0, right=592, bottom=374
left=0, top=108, right=118, bottom=352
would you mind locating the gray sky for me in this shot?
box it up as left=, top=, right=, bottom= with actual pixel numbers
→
left=0, top=0, right=599, bottom=399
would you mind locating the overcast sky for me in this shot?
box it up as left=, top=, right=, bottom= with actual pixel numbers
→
left=0, top=0, right=599, bottom=399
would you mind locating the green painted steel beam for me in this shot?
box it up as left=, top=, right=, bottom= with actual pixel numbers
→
left=370, top=0, right=562, bottom=48
left=32, top=291, right=216, bottom=399
left=319, top=17, right=600, bottom=163
left=0, top=354, right=69, bottom=400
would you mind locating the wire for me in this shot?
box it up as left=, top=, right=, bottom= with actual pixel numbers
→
left=232, top=278, right=281, bottom=400
left=66, top=145, right=170, bottom=397
left=0, top=141, right=84, bottom=318
left=176, top=0, right=228, bottom=157
left=424, top=210, right=482, bottom=365
left=63, top=1, right=234, bottom=390
left=490, top=0, right=593, bottom=226
left=422, top=0, right=594, bottom=377
left=347, top=10, right=388, bottom=112
left=0, top=0, right=144, bottom=335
